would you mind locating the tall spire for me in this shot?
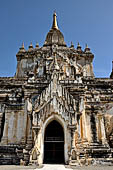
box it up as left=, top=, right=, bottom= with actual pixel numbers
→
left=52, top=11, right=58, bottom=30
left=44, top=12, right=66, bottom=47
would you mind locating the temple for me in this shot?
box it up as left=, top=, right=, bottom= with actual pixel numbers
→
left=0, top=12, right=113, bottom=166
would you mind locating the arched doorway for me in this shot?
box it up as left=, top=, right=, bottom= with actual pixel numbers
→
left=44, top=120, right=64, bottom=164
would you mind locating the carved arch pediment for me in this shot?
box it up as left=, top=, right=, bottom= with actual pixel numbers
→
left=33, top=72, right=77, bottom=126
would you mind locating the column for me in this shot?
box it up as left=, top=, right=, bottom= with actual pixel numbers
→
left=98, top=114, right=108, bottom=144
left=86, top=112, right=94, bottom=143
left=0, top=112, right=3, bottom=139
left=1, top=113, right=8, bottom=145
left=72, top=128, right=76, bottom=148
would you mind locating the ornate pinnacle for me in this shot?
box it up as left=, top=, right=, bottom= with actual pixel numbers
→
left=52, top=11, right=58, bottom=30
left=77, top=42, right=80, bottom=47
left=36, top=42, right=39, bottom=48
left=86, top=43, right=88, bottom=48
left=70, top=41, right=74, bottom=48
left=21, top=42, right=24, bottom=49
left=77, top=42, right=81, bottom=50
left=29, top=42, right=33, bottom=49
left=85, top=43, right=90, bottom=52
left=19, top=42, right=25, bottom=52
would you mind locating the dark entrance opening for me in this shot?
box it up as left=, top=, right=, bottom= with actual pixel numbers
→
left=44, top=120, right=64, bottom=164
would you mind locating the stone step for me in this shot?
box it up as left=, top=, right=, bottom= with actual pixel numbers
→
left=0, top=145, right=21, bottom=165
left=0, top=157, right=20, bottom=165
left=93, top=158, right=113, bottom=165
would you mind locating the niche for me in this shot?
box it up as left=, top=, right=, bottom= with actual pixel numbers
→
left=72, top=150, right=77, bottom=160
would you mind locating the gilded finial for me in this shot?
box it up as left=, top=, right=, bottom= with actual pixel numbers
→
left=77, top=42, right=82, bottom=51
left=86, top=43, right=88, bottom=48
left=52, top=11, right=58, bottom=30
left=70, top=41, right=74, bottom=48
left=29, top=42, right=33, bottom=49
left=77, top=42, right=80, bottom=47
left=36, top=42, right=39, bottom=48
left=85, top=43, right=90, bottom=52
left=22, top=42, right=24, bottom=49
left=19, top=42, right=25, bottom=52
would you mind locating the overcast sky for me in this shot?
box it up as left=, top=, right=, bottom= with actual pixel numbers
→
left=0, top=0, right=113, bottom=77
